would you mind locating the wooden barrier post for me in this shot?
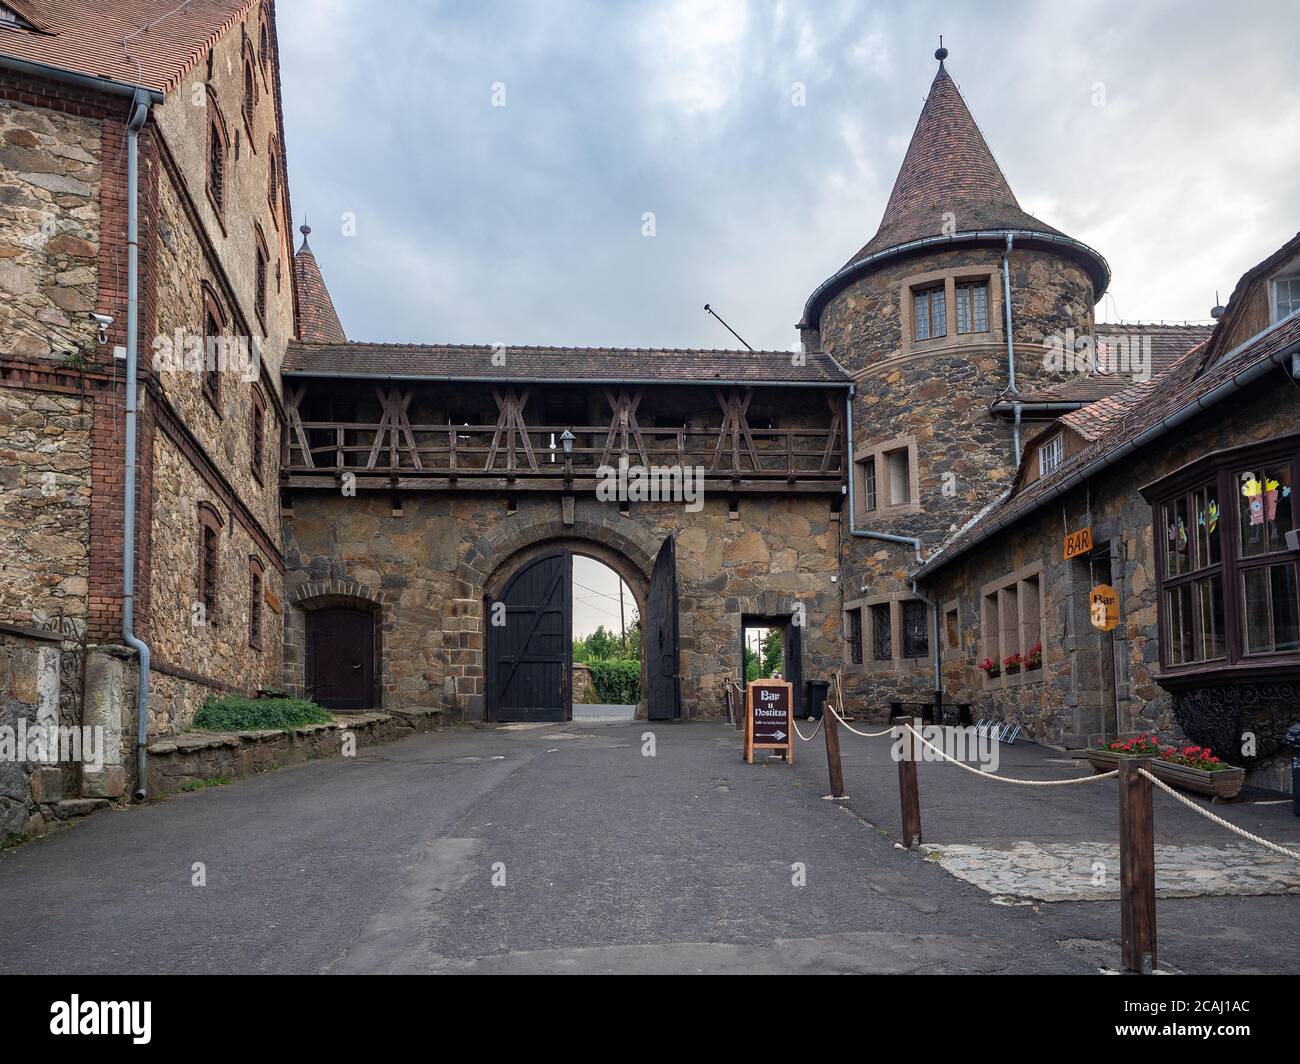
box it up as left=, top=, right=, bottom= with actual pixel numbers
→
left=897, top=716, right=922, bottom=847
left=1119, top=758, right=1157, bottom=975
left=823, top=671, right=846, bottom=798
left=824, top=701, right=845, bottom=798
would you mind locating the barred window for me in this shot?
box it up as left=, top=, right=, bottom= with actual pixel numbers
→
left=198, top=505, right=223, bottom=626
left=901, top=600, right=930, bottom=659
left=208, top=121, right=226, bottom=213
left=870, top=604, right=892, bottom=662
left=846, top=608, right=863, bottom=665
left=248, top=558, right=264, bottom=650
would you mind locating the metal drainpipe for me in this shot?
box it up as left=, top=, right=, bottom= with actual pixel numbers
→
left=843, top=386, right=943, bottom=704
left=124, top=89, right=152, bottom=801
left=1002, top=234, right=1021, bottom=465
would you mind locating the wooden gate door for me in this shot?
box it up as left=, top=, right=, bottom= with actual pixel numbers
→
left=486, top=551, right=572, bottom=722
left=305, top=607, right=375, bottom=711
left=646, top=536, right=682, bottom=720
left=783, top=617, right=803, bottom=717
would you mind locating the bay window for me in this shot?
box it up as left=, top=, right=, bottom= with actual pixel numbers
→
left=1145, top=437, right=1300, bottom=675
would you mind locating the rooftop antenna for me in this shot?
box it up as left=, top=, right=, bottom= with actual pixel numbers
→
left=1210, top=291, right=1226, bottom=320
left=704, top=304, right=753, bottom=351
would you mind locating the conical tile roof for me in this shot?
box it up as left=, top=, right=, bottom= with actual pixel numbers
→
left=850, top=61, right=1064, bottom=263
left=293, top=225, right=346, bottom=345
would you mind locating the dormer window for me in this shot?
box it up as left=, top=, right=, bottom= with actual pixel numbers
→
left=1038, top=433, right=1064, bottom=477
left=0, top=5, right=33, bottom=29
left=1272, top=270, right=1300, bottom=323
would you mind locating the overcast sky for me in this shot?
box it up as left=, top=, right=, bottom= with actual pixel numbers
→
left=277, top=0, right=1299, bottom=353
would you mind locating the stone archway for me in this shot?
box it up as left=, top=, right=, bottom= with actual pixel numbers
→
left=451, top=500, right=665, bottom=721
left=285, top=579, right=385, bottom=709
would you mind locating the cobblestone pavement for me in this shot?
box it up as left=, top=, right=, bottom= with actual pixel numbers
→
left=920, top=841, right=1300, bottom=902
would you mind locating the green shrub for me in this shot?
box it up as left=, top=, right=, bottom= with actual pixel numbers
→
left=193, top=697, right=332, bottom=733
left=587, top=658, right=640, bottom=705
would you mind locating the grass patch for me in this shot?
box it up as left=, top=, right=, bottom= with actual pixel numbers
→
left=193, top=697, right=333, bottom=733
left=180, top=775, right=232, bottom=793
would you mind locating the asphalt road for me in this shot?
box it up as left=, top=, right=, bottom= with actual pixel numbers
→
left=0, top=720, right=1290, bottom=974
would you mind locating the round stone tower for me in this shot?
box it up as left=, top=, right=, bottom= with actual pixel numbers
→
left=809, top=50, right=1110, bottom=703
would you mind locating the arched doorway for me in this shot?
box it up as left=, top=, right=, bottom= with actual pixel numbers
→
left=305, top=606, right=377, bottom=710
left=485, top=537, right=679, bottom=722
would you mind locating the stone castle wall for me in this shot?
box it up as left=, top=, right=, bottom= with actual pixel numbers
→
left=283, top=492, right=842, bottom=719
left=0, top=386, right=91, bottom=633
left=0, top=99, right=102, bottom=362
left=818, top=245, right=1100, bottom=714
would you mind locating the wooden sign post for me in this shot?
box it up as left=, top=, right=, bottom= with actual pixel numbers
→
left=743, top=680, right=794, bottom=765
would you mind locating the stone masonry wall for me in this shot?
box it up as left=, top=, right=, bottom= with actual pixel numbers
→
left=921, top=374, right=1300, bottom=789
left=0, top=99, right=102, bottom=362
left=819, top=245, right=1099, bottom=716
left=0, top=386, right=91, bottom=633
left=283, top=492, right=842, bottom=719
left=147, top=429, right=285, bottom=734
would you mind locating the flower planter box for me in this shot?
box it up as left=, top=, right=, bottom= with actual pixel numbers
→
left=1085, top=750, right=1245, bottom=800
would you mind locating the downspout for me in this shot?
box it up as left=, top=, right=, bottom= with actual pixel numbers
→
left=123, top=89, right=152, bottom=801
left=1002, top=234, right=1021, bottom=464
left=844, top=386, right=943, bottom=704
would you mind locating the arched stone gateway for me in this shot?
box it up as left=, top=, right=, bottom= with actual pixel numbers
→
left=473, top=505, right=679, bottom=722
left=281, top=370, right=849, bottom=721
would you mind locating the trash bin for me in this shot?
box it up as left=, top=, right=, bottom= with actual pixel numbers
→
left=805, top=680, right=830, bottom=721
left=1285, top=723, right=1300, bottom=817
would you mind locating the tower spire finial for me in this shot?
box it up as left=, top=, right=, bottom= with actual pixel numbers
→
left=935, top=35, right=948, bottom=64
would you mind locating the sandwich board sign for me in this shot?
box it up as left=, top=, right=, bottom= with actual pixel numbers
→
left=744, top=680, right=793, bottom=765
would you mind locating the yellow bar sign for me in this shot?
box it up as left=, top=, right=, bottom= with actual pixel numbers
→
left=1064, top=526, right=1094, bottom=560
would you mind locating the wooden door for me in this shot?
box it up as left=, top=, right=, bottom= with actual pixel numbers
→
left=306, top=607, right=375, bottom=711
left=486, top=551, right=572, bottom=722
left=646, top=536, right=681, bottom=720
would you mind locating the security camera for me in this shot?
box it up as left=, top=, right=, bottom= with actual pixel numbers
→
left=88, top=313, right=112, bottom=344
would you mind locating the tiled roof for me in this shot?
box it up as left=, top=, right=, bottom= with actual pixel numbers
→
left=0, top=0, right=254, bottom=94
left=916, top=312, right=1300, bottom=578
left=292, top=228, right=346, bottom=345
left=1097, top=322, right=1215, bottom=378
left=848, top=63, right=1067, bottom=263
left=284, top=342, right=850, bottom=386
left=1005, top=324, right=1216, bottom=410
left=1059, top=340, right=1208, bottom=442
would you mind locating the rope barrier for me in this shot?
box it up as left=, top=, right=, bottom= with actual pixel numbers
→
left=903, top=724, right=1120, bottom=787
left=1139, top=768, right=1300, bottom=862
left=793, top=718, right=823, bottom=743
left=827, top=705, right=898, bottom=739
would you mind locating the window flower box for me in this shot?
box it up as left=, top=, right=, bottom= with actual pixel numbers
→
left=1085, top=735, right=1245, bottom=800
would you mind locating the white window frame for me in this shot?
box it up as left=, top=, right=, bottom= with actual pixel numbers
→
left=1039, top=433, right=1064, bottom=478
left=1271, top=273, right=1300, bottom=324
